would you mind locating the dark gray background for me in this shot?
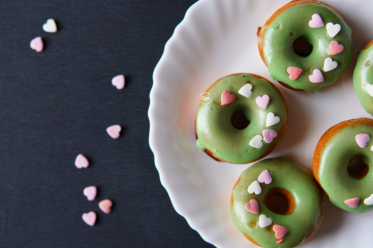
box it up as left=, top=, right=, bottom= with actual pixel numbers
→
left=0, top=0, right=214, bottom=247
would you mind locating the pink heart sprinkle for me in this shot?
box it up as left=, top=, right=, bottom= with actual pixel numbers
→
left=286, top=66, right=302, bottom=80
left=262, top=129, right=277, bottom=143
left=75, top=154, right=89, bottom=169
left=30, top=37, right=43, bottom=52
left=309, top=69, right=323, bottom=83
left=99, top=199, right=113, bottom=214
left=277, top=239, right=284, bottom=244
left=83, top=186, right=97, bottom=201
left=82, top=211, right=96, bottom=226
left=258, top=170, right=272, bottom=184
left=344, top=197, right=359, bottom=208
left=329, top=40, right=344, bottom=55
left=112, top=75, right=125, bottom=90
left=309, top=13, right=324, bottom=28
left=273, top=224, right=288, bottom=239
left=245, top=199, right=259, bottom=214
left=356, top=133, right=370, bottom=148
left=221, top=90, right=235, bottom=105
left=256, top=95, right=270, bottom=110
left=106, top=125, right=121, bottom=139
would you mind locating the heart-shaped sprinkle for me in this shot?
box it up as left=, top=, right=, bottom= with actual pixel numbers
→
left=42, top=18, right=57, bottom=33
left=309, top=69, right=324, bottom=83
left=344, top=197, right=359, bottom=208
left=259, top=214, right=272, bottom=228
left=221, top=90, right=235, bottom=105
left=249, top=135, right=263, bottom=149
left=75, top=154, right=89, bottom=169
left=365, top=84, right=373, bottom=97
left=245, top=199, right=259, bottom=214
left=287, top=66, right=302, bottom=80
left=323, top=57, right=338, bottom=72
left=83, top=186, right=97, bottom=201
left=238, top=84, right=253, bottom=98
left=106, top=125, right=121, bottom=139
left=262, top=129, right=277, bottom=143
left=112, top=75, right=125, bottom=90
left=356, top=133, right=370, bottom=148
left=256, top=95, right=270, bottom=110
left=82, top=211, right=96, bottom=226
left=30, top=37, right=43, bottom=52
left=309, top=13, right=324, bottom=28
left=258, top=170, right=272, bottom=184
left=266, top=112, right=280, bottom=127
left=273, top=224, right=288, bottom=239
left=277, top=239, right=284, bottom=244
left=99, top=199, right=113, bottom=214
left=326, top=22, right=341, bottom=38
left=248, top=180, right=262, bottom=195
left=364, top=194, right=373, bottom=205
left=329, top=40, right=344, bottom=55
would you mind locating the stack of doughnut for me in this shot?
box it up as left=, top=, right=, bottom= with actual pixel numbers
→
left=194, top=0, right=373, bottom=247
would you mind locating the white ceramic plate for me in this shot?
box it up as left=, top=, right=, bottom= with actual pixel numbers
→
left=149, top=0, right=373, bottom=247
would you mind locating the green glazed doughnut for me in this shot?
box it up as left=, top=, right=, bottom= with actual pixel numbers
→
left=195, top=73, right=287, bottom=164
left=313, top=118, right=373, bottom=213
left=230, top=157, right=323, bottom=248
left=257, top=0, right=353, bottom=93
left=353, top=41, right=373, bottom=115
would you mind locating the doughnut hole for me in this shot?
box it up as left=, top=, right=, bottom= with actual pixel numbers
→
left=231, top=111, right=250, bottom=129
left=264, top=188, right=295, bottom=215
left=348, top=155, right=369, bottom=179
left=293, top=37, right=313, bottom=57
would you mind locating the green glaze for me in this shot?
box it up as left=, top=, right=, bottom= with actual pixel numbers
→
left=259, top=3, right=352, bottom=93
left=353, top=43, right=373, bottom=115
left=230, top=157, right=323, bottom=248
left=318, top=122, right=373, bottom=213
left=195, top=74, right=287, bottom=163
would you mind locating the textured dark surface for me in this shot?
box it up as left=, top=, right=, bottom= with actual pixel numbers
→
left=0, top=0, right=214, bottom=247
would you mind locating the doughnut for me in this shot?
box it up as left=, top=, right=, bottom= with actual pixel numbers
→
left=313, top=118, right=373, bottom=212
left=230, top=157, right=323, bottom=247
left=195, top=73, right=288, bottom=164
left=353, top=41, right=373, bottom=115
left=257, top=0, right=353, bottom=93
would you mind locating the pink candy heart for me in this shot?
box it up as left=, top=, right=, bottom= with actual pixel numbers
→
left=287, top=66, right=302, bottom=80
left=256, top=95, right=270, bottom=110
left=99, top=199, right=113, bottom=214
left=75, top=154, right=89, bottom=169
left=245, top=199, right=259, bottom=214
left=356, top=133, right=370, bottom=148
left=112, top=75, right=125, bottom=90
left=309, top=13, right=324, bottom=28
left=82, top=211, right=96, bottom=226
left=83, top=186, right=97, bottom=201
left=258, top=170, right=272, bottom=184
left=30, top=37, right=43, bottom=52
left=329, top=40, right=344, bottom=55
left=344, top=197, right=359, bottom=208
left=309, top=69, right=324, bottom=83
left=262, top=129, right=277, bottom=143
left=273, top=224, right=288, bottom=239
left=221, top=91, right=235, bottom=105
left=106, top=125, right=121, bottom=139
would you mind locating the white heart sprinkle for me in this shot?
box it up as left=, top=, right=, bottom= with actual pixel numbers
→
left=248, top=180, right=262, bottom=195
left=42, top=18, right=57, bottom=33
left=366, top=84, right=373, bottom=97
left=364, top=194, right=373, bottom=205
left=249, top=135, right=263, bottom=149
left=323, top=57, right=338, bottom=72
left=266, top=112, right=280, bottom=127
left=326, top=22, right=341, bottom=38
left=238, top=84, right=253, bottom=98
left=259, top=214, right=272, bottom=228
